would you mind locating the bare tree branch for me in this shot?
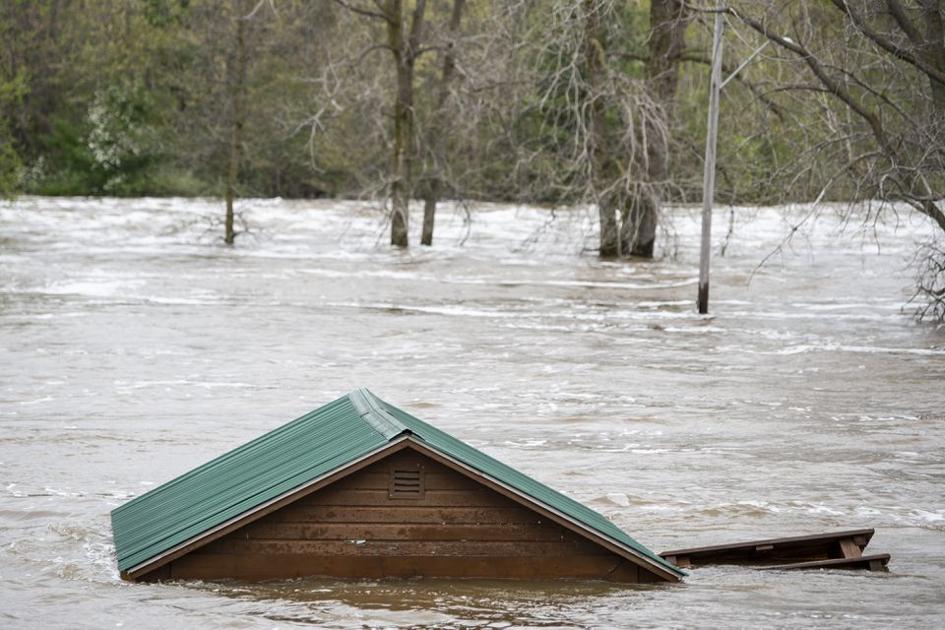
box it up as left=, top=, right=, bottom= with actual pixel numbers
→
left=830, top=0, right=945, bottom=87
left=333, top=0, right=389, bottom=22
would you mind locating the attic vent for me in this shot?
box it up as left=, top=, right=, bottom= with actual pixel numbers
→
left=389, top=469, right=424, bottom=498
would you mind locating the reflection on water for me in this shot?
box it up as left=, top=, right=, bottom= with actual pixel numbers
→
left=209, top=577, right=639, bottom=628
left=0, top=197, right=943, bottom=629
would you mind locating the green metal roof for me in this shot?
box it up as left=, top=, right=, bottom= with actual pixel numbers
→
left=111, top=389, right=684, bottom=578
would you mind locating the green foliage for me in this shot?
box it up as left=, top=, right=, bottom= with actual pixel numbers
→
left=0, top=56, right=28, bottom=198
left=142, top=0, right=190, bottom=28
left=0, top=140, right=22, bottom=199
left=0, top=0, right=933, bottom=214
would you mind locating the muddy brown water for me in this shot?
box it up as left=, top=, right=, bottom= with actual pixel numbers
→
left=1, top=197, right=943, bottom=629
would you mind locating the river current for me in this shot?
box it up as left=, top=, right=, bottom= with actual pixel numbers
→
left=1, top=197, right=943, bottom=629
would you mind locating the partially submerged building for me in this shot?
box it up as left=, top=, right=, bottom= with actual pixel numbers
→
left=112, top=389, right=684, bottom=583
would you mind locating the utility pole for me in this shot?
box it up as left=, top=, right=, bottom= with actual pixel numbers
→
left=697, top=9, right=724, bottom=315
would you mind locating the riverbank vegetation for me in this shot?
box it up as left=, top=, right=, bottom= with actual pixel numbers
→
left=1, top=1, right=943, bottom=318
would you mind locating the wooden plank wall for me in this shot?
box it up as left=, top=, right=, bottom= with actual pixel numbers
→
left=155, top=449, right=649, bottom=582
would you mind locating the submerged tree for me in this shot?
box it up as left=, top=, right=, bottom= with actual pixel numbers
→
left=420, top=0, right=464, bottom=246
left=584, top=0, right=620, bottom=256
left=224, top=0, right=250, bottom=245
left=384, top=0, right=427, bottom=247
left=621, top=0, right=688, bottom=258
left=333, top=0, right=430, bottom=248
left=530, top=0, right=667, bottom=258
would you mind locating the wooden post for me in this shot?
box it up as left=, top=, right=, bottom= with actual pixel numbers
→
left=697, top=10, right=724, bottom=314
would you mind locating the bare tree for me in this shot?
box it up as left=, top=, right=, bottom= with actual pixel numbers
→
left=224, top=0, right=249, bottom=245
left=332, top=0, right=429, bottom=247
left=584, top=0, right=620, bottom=256
left=913, top=238, right=945, bottom=321
left=529, top=0, right=667, bottom=258
left=717, top=0, right=945, bottom=319
left=385, top=0, right=427, bottom=247
left=420, top=0, right=464, bottom=246
left=621, top=0, right=689, bottom=257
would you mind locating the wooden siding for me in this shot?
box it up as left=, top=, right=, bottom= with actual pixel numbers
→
left=146, top=448, right=654, bottom=583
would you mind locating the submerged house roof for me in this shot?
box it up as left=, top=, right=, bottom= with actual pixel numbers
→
left=112, top=389, right=684, bottom=581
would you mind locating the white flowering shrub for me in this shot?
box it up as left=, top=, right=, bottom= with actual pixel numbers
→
left=85, top=86, right=157, bottom=193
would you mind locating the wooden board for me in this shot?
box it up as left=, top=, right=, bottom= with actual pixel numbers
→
left=144, top=448, right=656, bottom=583
left=659, top=529, right=875, bottom=568
left=760, top=553, right=890, bottom=572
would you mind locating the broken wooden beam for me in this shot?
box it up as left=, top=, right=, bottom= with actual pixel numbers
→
left=659, top=529, right=879, bottom=569
left=761, top=553, right=890, bottom=572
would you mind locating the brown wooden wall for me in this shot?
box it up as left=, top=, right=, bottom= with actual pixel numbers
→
left=145, top=447, right=654, bottom=582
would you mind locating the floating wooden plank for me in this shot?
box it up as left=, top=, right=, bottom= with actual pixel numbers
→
left=659, top=529, right=876, bottom=568
left=760, top=553, right=890, bottom=572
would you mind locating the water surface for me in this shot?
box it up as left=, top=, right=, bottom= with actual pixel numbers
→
left=1, top=197, right=943, bottom=629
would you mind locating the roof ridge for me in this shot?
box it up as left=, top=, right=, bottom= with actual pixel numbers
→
left=347, top=388, right=410, bottom=440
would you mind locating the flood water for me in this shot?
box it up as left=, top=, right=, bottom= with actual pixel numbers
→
left=1, top=196, right=943, bottom=629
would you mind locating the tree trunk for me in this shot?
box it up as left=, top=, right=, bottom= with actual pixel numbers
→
left=420, top=175, right=439, bottom=247
left=224, top=3, right=247, bottom=246
left=598, top=201, right=621, bottom=257
left=386, top=0, right=427, bottom=248
left=389, top=60, right=412, bottom=248
left=621, top=0, right=686, bottom=258
left=621, top=189, right=658, bottom=258
left=421, top=0, right=464, bottom=247
left=584, top=0, right=619, bottom=258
